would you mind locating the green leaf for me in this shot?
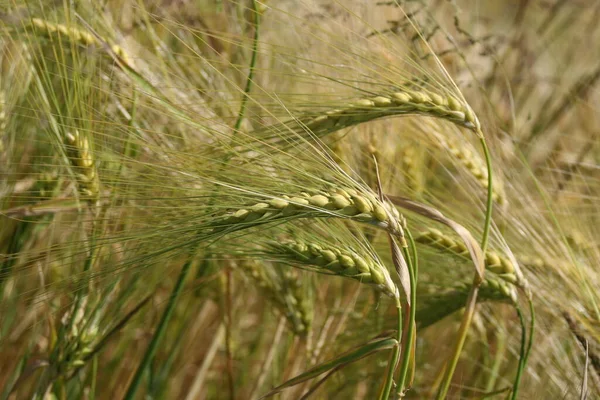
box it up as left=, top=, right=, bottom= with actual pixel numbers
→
left=260, top=336, right=398, bottom=399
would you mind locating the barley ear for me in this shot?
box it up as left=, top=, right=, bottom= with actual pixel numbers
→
left=65, top=130, right=100, bottom=203
left=268, top=239, right=398, bottom=299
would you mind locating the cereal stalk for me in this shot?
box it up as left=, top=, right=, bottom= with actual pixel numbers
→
left=379, top=295, right=403, bottom=400
left=0, top=90, right=6, bottom=155
left=396, top=228, right=417, bottom=395
left=123, top=260, right=192, bottom=400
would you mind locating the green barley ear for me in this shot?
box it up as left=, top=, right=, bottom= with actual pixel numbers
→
left=210, top=184, right=400, bottom=237
left=255, top=88, right=482, bottom=150
left=36, top=170, right=60, bottom=200
left=64, top=130, right=100, bottom=203
left=422, top=121, right=506, bottom=205
left=417, top=274, right=517, bottom=329
left=414, top=228, right=530, bottom=293
left=265, top=239, right=398, bottom=299
left=35, top=296, right=101, bottom=388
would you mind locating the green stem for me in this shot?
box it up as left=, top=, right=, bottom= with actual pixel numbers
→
left=379, top=296, right=402, bottom=400
left=480, top=137, right=494, bottom=254
left=233, top=0, right=260, bottom=132
left=89, top=355, right=98, bottom=400
left=512, top=306, right=527, bottom=400
left=397, top=229, right=417, bottom=394
left=123, top=260, right=193, bottom=400
left=511, top=299, right=535, bottom=400
left=407, top=227, right=418, bottom=282
left=436, top=281, right=480, bottom=399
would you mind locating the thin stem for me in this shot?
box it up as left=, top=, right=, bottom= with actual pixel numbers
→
left=480, top=137, right=494, bottom=254
left=436, top=281, right=480, bottom=399
left=397, top=229, right=417, bottom=394
left=379, top=296, right=402, bottom=400
left=512, top=306, right=527, bottom=400
left=123, top=259, right=193, bottom=400
left=233, top=0, right=261, bottom=132
left=224, top=269, right=236, bottom=399
left=511, top=299, right=535, bottom=400
left=89, top=355, right=98, bottom=400
left=185, top=324, right=225, bottom=400
left=407, top=227, right=418, bottom=282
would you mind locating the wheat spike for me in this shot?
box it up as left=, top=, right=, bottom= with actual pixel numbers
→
left=51, top=297, right=99, bottom=373
left=256, top=89, right=482, bottom=149
left=459, top=275, right=518, bottom=304
left=36, top=170, right=60, bottom=200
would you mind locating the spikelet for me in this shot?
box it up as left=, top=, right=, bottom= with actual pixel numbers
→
left=64, top=131, right=100, bottom=203
left=266, top=239, right=398, bottom=298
